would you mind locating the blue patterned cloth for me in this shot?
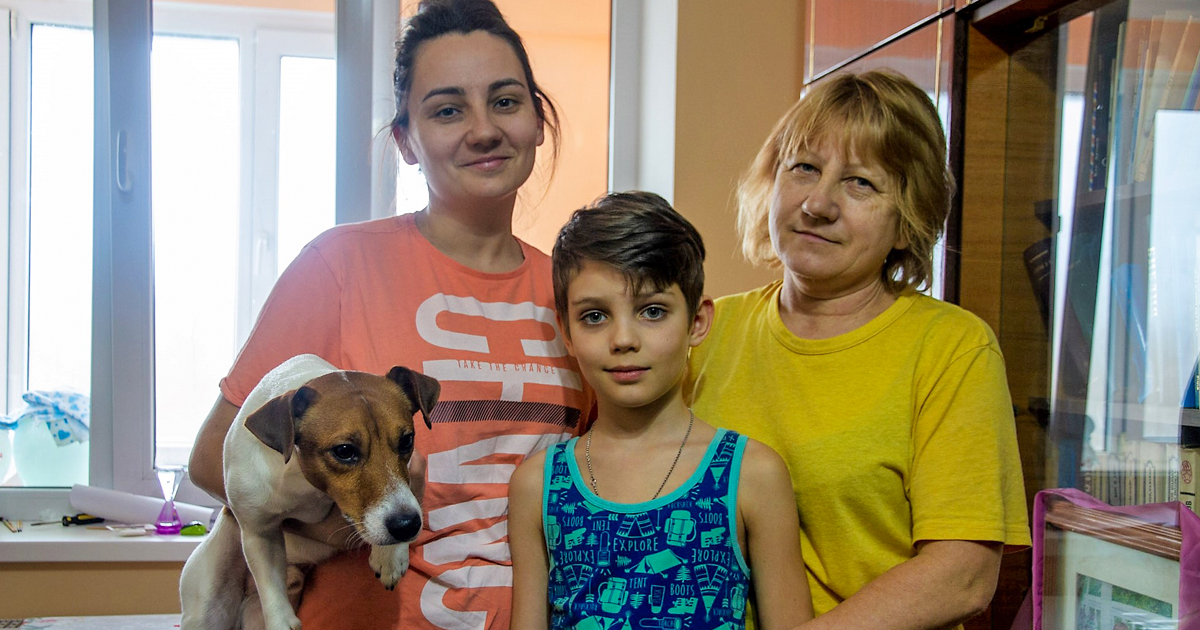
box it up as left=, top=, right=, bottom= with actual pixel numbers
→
left=0, top=390, right=90, bottom=445
left=543, top=428, right=750, bottom=630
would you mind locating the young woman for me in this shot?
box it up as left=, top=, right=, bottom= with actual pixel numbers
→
left=188, top=2, right=593, bottom=628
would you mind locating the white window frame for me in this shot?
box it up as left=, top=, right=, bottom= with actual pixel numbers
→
left=1, top=0, right=335, bottom=514
left=251, top=29, right=335, bottom=329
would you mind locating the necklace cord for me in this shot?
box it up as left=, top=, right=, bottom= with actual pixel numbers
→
left=585, top=410, right=695, bottom=501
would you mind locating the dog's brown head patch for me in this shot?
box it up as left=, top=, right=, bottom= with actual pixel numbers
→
left=286, top=369, right=439, bottom=529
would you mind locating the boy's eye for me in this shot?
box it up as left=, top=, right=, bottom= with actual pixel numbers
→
left=641, top=305, right=667, bottom=320
left=580, top=311, right=606, bottom=325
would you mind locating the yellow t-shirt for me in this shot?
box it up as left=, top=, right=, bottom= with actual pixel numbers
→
left=686, top=282, right=1030, bottom=622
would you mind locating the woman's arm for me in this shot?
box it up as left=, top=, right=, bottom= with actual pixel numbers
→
left=739, top=440, right=814, bottom=630
left=509, top=452, right=551, bottom=630
left=793, top=539, right=1001, bottom=630
left=189, top=395, right=240, bottom=502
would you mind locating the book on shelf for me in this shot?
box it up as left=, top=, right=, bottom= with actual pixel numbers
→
left=1160, top=17, right=1200, bottom=111
left=1167, top=447, right=1181, bottom=503
left=1133, top=11, right=1200, bottom=182
left=1130, top=14, right=1166, bottom=184
left=1113, top=19, right=1151, bottom=186
left=1082, top=436, right=1182, bottom=507
left=1138, top=441, right=1165, bottom=504
left=1184, top=357, right=1199, bottom=409
left=1181, top=446, right=1198, bottom=514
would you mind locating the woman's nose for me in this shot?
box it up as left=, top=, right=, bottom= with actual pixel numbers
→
left=801, top=178, right=839, bottom=221
left=465, top=110, right=502, bottom=148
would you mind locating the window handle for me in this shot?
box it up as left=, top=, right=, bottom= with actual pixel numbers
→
left=115, top=129, right=133, bottom=193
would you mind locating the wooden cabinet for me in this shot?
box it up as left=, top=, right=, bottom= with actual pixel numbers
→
left=807, top=0, right=1200, bottom=627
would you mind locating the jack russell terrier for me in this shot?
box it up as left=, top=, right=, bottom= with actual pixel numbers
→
left=179, top=354, right=439, bottom=630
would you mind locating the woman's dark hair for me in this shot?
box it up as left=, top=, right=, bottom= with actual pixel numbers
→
left=390, top=0, right=560, bottom=157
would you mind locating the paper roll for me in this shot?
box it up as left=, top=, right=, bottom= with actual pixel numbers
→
left=70, top=484, right=215, bottom=526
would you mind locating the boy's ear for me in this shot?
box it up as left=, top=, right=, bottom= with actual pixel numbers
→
left=689, top=296, right=715, bottom=347
left=556, top=312, right=576, bottom=356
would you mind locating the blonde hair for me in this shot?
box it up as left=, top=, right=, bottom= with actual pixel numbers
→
left=736, top=69, right=953, bottom=293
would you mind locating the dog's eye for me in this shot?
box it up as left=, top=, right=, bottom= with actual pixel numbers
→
left=330, top=444, right=361, bottom=465
left=398, top=432, right=415, bottom=454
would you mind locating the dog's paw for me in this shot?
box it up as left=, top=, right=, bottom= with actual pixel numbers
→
left=261, top=608, right=302, bottom=630
left=369, top=543, right=409, bottom=590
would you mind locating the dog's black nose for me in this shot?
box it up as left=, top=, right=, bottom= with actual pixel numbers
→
left=387, top=512, right=421, bottom=542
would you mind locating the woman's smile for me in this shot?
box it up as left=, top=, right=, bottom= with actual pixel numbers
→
left=462, top=154, right=510, bottom=171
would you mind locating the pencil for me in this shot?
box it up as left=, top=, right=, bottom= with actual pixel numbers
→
left=2, top=518, right=20, bottom=533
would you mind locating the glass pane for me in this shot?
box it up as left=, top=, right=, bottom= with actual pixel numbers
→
left=151, top=35, right=240, bottom=468
left=277, top=55, right=335, bottom=271
left=15, top=24, right=94, bottom=487
left=977, top=0, right=1200, bottom=508
left=808, top=0, right=944, bottom=81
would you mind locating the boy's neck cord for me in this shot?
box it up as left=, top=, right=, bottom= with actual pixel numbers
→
left=584, top=410, right=695, bottom=501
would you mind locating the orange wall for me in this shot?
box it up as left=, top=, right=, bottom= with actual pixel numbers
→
left=502, top=1, right=611, bottom=252
left=675, top=0, right=805, bottom=298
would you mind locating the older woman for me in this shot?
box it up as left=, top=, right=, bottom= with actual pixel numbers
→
left=686, top=70, right=1030, bottom=630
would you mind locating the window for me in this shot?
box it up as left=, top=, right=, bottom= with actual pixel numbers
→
left=1, top=1, right=339, bottom=500
left=150, top=33, right=242, bottom=469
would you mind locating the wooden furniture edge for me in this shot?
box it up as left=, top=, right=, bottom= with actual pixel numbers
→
left=1043, top=496, right=1182, bottom=561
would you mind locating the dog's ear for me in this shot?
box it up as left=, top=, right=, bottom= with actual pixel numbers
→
left=244, top=393, right=302, bottom=463
left=291, top=385, right=320, bottom=420
left=387, top=366, right=440, bottom=429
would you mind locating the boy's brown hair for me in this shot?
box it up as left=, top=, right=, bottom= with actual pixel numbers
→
left=552, top=191, right=706, bottom=320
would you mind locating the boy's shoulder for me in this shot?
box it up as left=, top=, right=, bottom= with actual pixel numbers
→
left=510, top=447, right=551, bottom=497
left=511, top=440, right=571, bottom=494
left=734, top=436, right=792, bottom=490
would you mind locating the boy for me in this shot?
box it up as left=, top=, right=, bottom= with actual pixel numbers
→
left=509, top=192, right=813, bottom=630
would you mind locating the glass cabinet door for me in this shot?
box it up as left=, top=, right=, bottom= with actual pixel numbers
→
left=806, top=0, right=948, bottom=81
left=964, top=0, right=1200, bottom=510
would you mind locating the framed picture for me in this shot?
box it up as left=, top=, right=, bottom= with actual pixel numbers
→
left=1041, top=497, right=1182, bottom=629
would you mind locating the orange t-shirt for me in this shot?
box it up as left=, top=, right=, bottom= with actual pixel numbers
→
left=221, top=213, right=593, bottom=630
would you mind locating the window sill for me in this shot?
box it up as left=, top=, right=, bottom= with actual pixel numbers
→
left=0, top=525, right=201, bottom=563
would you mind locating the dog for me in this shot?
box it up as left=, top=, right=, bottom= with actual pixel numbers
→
left=179, top=354, right=439, bottom=630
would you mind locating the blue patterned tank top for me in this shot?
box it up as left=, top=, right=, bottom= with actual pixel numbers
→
left=542, top=428, right=750, bottom=630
